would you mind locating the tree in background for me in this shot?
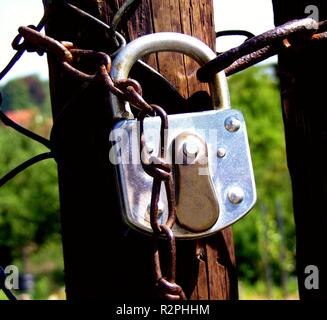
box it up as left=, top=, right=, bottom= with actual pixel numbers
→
left=0, top=123, right=60, bottom=267
left=229, top=65, right=296, bottom=294
left=0, top=76, right=58, bottom=277
left=0, top=75, right=50, bottom=114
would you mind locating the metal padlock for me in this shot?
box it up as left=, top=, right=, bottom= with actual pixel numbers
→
left=109, top=32, right=256, bottom=239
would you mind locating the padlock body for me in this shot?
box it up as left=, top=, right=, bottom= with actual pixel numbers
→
left=110, top=109, right=256, bottom=239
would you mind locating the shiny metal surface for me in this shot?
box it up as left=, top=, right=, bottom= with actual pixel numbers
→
left=183, top=137, right=200, bottom=158
left=109, top=32, right=231, bottom=119
left=217, top=147, right=227, bottom=158
left=110, top=109, right=256, bottom=239
left=224, top=116, right=241, bottom=132
left=173, top=131, right=219, bottom=232
left=228, top=186, right=245, bottom=204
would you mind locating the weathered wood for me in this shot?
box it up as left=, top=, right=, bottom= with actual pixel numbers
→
left=273, top=0, right=327, bottom=299
left=44, top=0, right=125, bottom=300
left=45, top=0, right=237, bottom=300
left=116, top=0, right=238, bottom=300
left=119, top=0, right=211, bottom=99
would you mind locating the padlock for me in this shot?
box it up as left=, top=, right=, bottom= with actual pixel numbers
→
left=109, top=32, right=256, bottom=239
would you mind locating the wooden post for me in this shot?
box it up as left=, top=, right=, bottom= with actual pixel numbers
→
left=44, top=0, right=237, bottom=300
left=273, top=0, right=327, bottom=299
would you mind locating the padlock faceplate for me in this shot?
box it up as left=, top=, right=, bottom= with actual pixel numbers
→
left=110, top=109, right=256, bottom=239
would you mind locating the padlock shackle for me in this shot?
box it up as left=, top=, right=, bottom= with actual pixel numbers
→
left=109, top=32, right=231, bottom=119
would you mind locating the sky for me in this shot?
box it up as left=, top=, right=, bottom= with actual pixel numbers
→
left=0, top=0, right=276, bottom=84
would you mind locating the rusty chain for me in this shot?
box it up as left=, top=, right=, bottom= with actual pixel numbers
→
left=198, top=17, right=327, bottom=80
left=15, top=25, right=186, bottom=301
left=1, top=24, right=186, bottom=300
left=139, top=105, right=186, bottom=300
left=0, top=0, right=162, bottom=193
left=2, top=1, right=327, bottom=302
left=0, top=1, right=143, bottom=300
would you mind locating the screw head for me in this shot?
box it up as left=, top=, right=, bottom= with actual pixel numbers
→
left=224, top=116, right=241, bottom=132
left=228, top=187, right=245, bottom=204
left=217, top=147, right=226, bottom=158
left=183, top=139, right=200, bottom=157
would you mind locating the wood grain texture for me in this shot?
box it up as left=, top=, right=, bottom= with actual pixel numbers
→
left=116, top=0, right=238, bottom=300
left=117, top=0, right=211, bottom=99
left=45, top=0, right=237, bottom=300
left=273, top=0, right=327, bottom=300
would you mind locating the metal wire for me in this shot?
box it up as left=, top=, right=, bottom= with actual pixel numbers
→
left=216, top=30, right=255, bottom=40
left=63, top=0, right=142, bottom=47
left=111, top=0, right=142, bottom=35
left=197, top=18, right=321, bottom=81
left=0, top=51, right=25, bottom=84
left=0, top=153, right=53, bottom=188
left=0, top=12, right=54, bottom=190
left=63, top=0, right=128, bottom=51
left=0, top=95, right=51, bottom=149
left=216, top=30, right=255, bottom=56
left=0, top=10, right=51, bottom=149
left=0, top=12, right=56, bottom=192
left=64, top=1, right=112, bottom=32
left=0, top=12, right=48, bottom=82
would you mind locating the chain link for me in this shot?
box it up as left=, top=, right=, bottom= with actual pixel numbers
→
left=0, top=1, right=138, bottom=299
left=138, top=105, right=186, bottom=300
left=17, top=25, right=186, bottom=300
left=198, top=17, right=327, bottom=80
left=0, top=22, right=186, bottom=300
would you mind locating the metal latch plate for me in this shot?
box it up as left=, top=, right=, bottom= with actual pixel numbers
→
left=110, top=109, right=256, bottom=239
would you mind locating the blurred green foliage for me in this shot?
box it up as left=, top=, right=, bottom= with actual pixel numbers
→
left=14, top=238, right=65, bottom=299
left=0, top=75, right=62, bottom=299
left=229, top=66, right=296, bottom=290
left=0, top=74, right=58, bottom=256
left=0, top=127, right=60, bottom=253
left=0, top=75, right=51, bottom=115
left=238, top=278, right=298, bottom=300
left=0, top=67, right=297, bottom=299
